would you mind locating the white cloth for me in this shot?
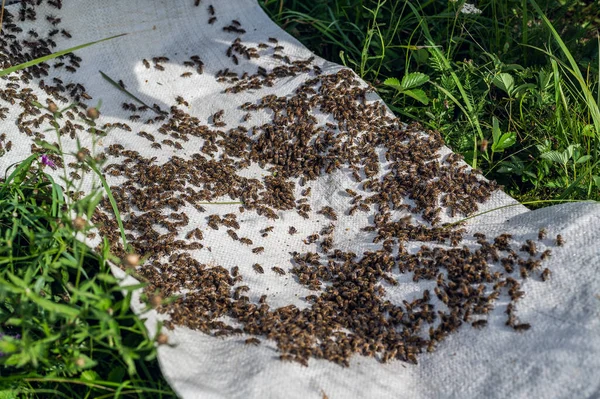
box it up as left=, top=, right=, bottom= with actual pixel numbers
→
left=1, top=1, right=599, bottom=398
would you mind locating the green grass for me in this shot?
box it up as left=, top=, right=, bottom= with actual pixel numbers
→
left=260, top=0, right=600, bottom=207
left=0, top=34, right=176, bottom=397
left=0, top=151, right=176, bottom=398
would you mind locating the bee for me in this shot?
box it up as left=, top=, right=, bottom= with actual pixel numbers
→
left=49, top=28, right=59, bottom=36
left=227, top=229, right=239, bottom=240
left=197, top=65, right=204, bottom=74
left=345, top=188, right=357, bottom=196
left=555, top=234, right=564, bottom=246
left=513, top=323, right=531, bottom=332
left=151, top=142, right=162, bottom=149
left=252, top=247, right=265, bottom=254
left=61, top=29, right=72, bottom=38
left=243, top=113, right=251, bottom=122
left=143, top=59, right=150, bottom=68
left=154, top=64, right=165, bottom=71
left=252, top=263, right=264, bottom=274
left=288, top=226, right=297, bottom=235
left=538, top=228, right=547, bottom=240
left=317, top=206, right=337, bottom=221
left=540, top=249, right=552, bottom=260
left=181, top=72, right=193, bottom=78
left=301, top=187, right=312, bottom=196
left=239, top=237, right=253, bottom=245
left=541, top=268, right=551, bottom=281
left=208, top=4, right=215, bottom=15
left=208, top=16, right=216, bottom=24
left=245, top=337, right=260, bottom=345
left=268, top=37, right=278, bottom=43
left=194, top=0, right=201, bottom=5
left=231, top=19, right=241, bottom=26
left=521, top=240, right=537, bottom=256
left=46, top=15, right=62, bottom=26
left=65, top=66, right=77, bottom=73
left=175, top=96, right=189, bottom=106
left=271, top=266, right=285, bottom=275
left=472, top=320, right=487, bottom=329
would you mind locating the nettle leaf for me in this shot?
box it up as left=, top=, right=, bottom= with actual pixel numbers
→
left=492, top=132, right=516, bottom=152
left=383, top=77, right=402, bottom=90
left=403, top=89, right=430, bottom=105
left=540, top=150, right=568, bottom=165
left=492, top=72, right=515, bottom=95
left=400, top=72, right=430, bottom=90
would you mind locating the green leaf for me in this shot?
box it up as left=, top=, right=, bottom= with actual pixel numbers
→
left=403, top=89, right=430, bottom=105
left=492, top=73, right=515, bottom=95
left=491, top=117, right=501, bottom=147
left=400, top=72, right=430, bottom=89
left=492, top=132, right=516, bottom=152
left=80, top=370, right=100, bottom=381
left=564, top=144, right=577, bottom=160
left=33, top=140, right=61, bottom=154
left=108, top=366, right=127, bottom=383
left=582, top=124, right=596, bottom=137
left=383, top=77, right=402, bottom=90
left=575, top=155, right=592, bottom=164
left=540, top=150, right=568, bottom=165
left=593, top=175, right=600, bottom=188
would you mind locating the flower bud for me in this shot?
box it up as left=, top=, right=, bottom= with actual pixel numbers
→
left=72, top=216, right=86, bottom=231
left=156, top=333, right=169, bottom=345
left=124, top=253, right=140, bottom=267
left=86, top=107, right=100, bottom=120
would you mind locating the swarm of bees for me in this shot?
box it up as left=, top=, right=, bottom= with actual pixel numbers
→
left=1, top=0, right=561, bottom=370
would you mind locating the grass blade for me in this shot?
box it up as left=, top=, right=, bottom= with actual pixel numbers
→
left=99, top=70, right=166, bottom=115
left=0, top=33, right=127, bottom=77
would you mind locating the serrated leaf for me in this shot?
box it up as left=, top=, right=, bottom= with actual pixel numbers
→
left=540, top=150, right=567, bottom=165
left=400, top=72, right=430, bottom=89
left=492, top=72, right=515, bottom=95
left=492, top=132, right=516, bottom=152
left=383, top=77, right=402, bottom=90
left=403, top=89, right=430, bottom=105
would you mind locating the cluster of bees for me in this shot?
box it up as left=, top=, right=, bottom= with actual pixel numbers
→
left=0, top=1, right=559, bottom=368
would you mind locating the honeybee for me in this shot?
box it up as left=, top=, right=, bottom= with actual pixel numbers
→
left=252, top=263, right=264, bottom=274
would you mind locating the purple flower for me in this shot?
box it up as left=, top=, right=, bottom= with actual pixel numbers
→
left=41, top=154, right=57, bottom=170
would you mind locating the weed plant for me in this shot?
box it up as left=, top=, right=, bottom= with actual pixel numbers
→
left=0, top=38, right=176, bottom=397
left=261, top=0, right=600, bottom=206
left=0, top=110, right=176, bottom=398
